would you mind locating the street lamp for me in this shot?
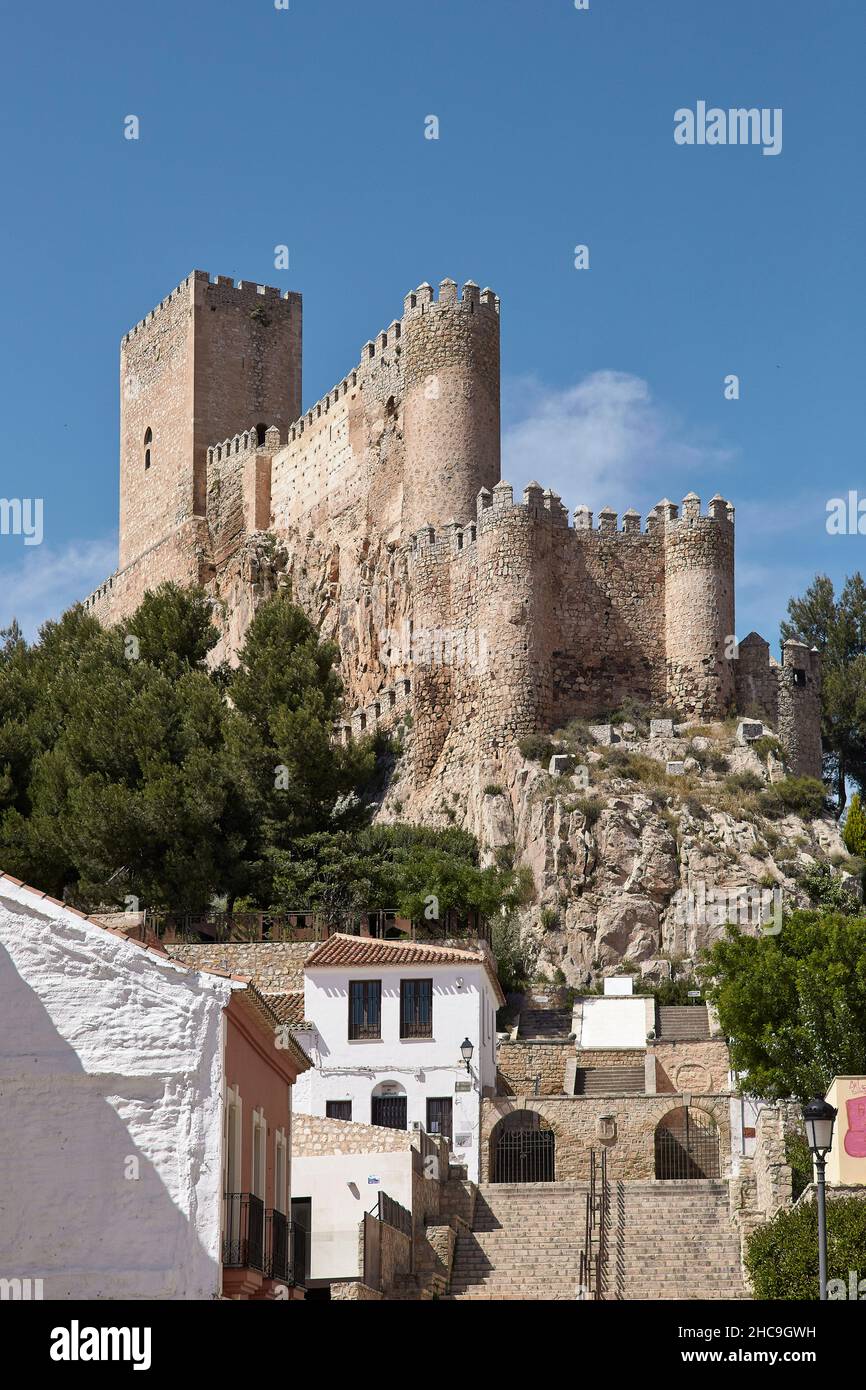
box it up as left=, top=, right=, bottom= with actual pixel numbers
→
left=803, top=1097, right=837, bottom=1301
left=460, top=1038, right=474, bottom=1073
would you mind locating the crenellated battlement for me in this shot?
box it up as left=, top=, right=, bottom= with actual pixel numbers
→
left=121, top=270, right=296, bottom=344
left=402, top=277, right=499, bottom=318
left=408, top=485, right=735, bottom=564
left=206, top=424, right=281, bottom=468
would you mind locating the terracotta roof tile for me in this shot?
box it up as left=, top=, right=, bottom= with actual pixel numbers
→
left=262, top=992, right=308, bottom=1026
left=305, top=933, right=505, bottom=1004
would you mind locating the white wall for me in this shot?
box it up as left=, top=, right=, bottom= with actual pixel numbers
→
left=291, top=1150, right=413, bottom=1282
left=0, top=880, right=234, bottom=1300
left=577, top=996, right=650, bottom=1049
left=297, top=962, right=497, bottom=1181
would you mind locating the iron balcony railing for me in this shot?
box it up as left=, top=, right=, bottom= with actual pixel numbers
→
left=267, top=1208, right=292, bottom=1284
left=223, top=1193, right=265, bottom=1273
left=223, top=1196, right=299, bottom=1284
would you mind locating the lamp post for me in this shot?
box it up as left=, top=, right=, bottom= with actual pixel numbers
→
left=803, top=1097, right=837, bottom=1300
left=460, top=1038, right=474, bottom=1074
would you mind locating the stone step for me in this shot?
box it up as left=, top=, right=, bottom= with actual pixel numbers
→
left=447, top=1178, right=747, bottom=1301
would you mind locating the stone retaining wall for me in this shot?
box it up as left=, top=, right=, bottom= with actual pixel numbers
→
left=165, top=940, right=313, bottom=993
left=480, top=1093, right=732, bottom=1182
left=497, top=1039, right=573, bottom=1095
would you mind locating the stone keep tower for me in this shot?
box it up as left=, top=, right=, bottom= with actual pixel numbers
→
left=401, top=279, right=500, bottom=536
left=662, top=493, right=736, bottom=718
left=119, top=271, right=302, bottom=571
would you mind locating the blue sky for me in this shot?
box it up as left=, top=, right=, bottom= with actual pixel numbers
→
left=1, top=0, right=864, bottom=644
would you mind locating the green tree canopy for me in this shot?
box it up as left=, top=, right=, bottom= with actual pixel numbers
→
left=268, top=822, right=529, bottom=927
left=782, top=572, right=866, bottom=813
left=0, top=585, right=379, bottom=911
left=0, top=585, right=521, bottom=925
left=699, top=910, right=866, bottom=1102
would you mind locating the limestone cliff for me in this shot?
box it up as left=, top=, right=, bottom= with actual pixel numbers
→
left=373, top=716, right=852, bottom=987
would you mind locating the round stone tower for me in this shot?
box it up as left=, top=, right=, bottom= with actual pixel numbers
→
left=401, top=279, right=500, bottom=535
left=662, top=493, right=736, bottom=719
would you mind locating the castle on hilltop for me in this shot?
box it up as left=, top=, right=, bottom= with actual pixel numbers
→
left=84, top=271, right=821, bottom=784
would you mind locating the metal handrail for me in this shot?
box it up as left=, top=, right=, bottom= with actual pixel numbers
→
left=579, top=1149, right=608, bottom=1300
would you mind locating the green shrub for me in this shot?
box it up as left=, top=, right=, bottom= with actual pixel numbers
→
left=519, top=733, right=554, bottom=764
left=601, top=749, right=667, bottom=785
left=540, top=906, right=560, bottom=930
left=571, top=794, right=602, bottom=828
left=752, top=735, right=785, bottom=763
left=483, top=783, right=505, bottom=797
left=761, top=777, right=828, bottom=821
left=796, top=861, right=859, bottom=913
left=491, top=913, right=535, bottom=993
left=556, top=718, right=592, bottom=750
left=726, top=770, right=764, bottom=794
left=843, top=792, right=866, bottom=856
left=685, top=741, right=728, bottom=774
left=683, top=796, right=709, bottom=820
left=745, top=1197, right=866, bottom=1299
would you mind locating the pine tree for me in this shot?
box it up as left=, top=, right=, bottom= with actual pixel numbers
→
left=843, top=792, right=866, bottom=856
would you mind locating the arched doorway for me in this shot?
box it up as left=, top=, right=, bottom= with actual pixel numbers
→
left=654, top=1107, right=720, bottom=1179
left=490, top=1111, right=555, bottom=1183
left=371, top=1082, right=407, bottom=1131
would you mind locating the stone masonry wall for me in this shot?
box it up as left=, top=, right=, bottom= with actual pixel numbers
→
left=291, top=1111, right=414, bottom=1158
left=480, top=1094, right=731, bottom=1182
left=497, top=1040, right=572, bottom=1096
left=652, top=1040, right=730, bottom=1095
left=164, top=941, right=313, bottom=994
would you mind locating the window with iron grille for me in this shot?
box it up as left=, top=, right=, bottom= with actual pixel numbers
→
left=348, top=980, right=381, bottom=1039
left=326, top=1100, right=352, bottom=1121
left=400, top=979, right=433, bottom=1038
left=426, top=1097, right=453, bottom=1141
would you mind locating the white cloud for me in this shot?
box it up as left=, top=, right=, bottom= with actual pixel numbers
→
left=502, top=370, right=734, bottom=512
left=0, top=537, right=117, bottom=641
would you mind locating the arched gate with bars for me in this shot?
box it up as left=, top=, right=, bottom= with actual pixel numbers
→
left=491, top=1112, right=556, bottom=1183
left=654, top=1106, right=720, bottom=1179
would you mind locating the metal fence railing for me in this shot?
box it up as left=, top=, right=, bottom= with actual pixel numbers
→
left=578, top=1148, right=609, bottom=1301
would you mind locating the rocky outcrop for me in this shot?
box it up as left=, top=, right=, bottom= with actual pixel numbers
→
left=375, top=719, right=851, bottom=987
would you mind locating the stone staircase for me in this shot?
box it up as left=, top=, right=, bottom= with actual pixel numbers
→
left=602, top=1180, right=748, bottom=1300
left=517, top=1007, right=573, bottom=1039
left=445, top=1182, right=588, bottom=1301
left=444, top=1179, right=748, bottom=1301
left=657, top=1005, right=710, bottom=1040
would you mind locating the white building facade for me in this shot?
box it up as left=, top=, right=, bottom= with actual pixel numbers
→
left=293, top=935, right=504, bottom=1182
left=0, top=873, right=234, bottom=1300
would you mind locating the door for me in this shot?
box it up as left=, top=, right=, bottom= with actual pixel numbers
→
left=291, top=1197, right=311, bottom=1287
left=426, top=1097, right=453, bottom=1142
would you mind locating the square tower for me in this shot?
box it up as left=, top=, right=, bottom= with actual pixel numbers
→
left=119, top=271, right=302, bottom=570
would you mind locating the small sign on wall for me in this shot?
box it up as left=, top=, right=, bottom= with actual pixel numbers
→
left=455, top=1081, right=471, bottom=1093
left=367, top=1176, right=380, bottom=1185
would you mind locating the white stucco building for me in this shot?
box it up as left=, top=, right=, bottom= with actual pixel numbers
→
left=0, top=872, right=234, bottom=1300
left=292, top=934, right=505, bottom=1181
